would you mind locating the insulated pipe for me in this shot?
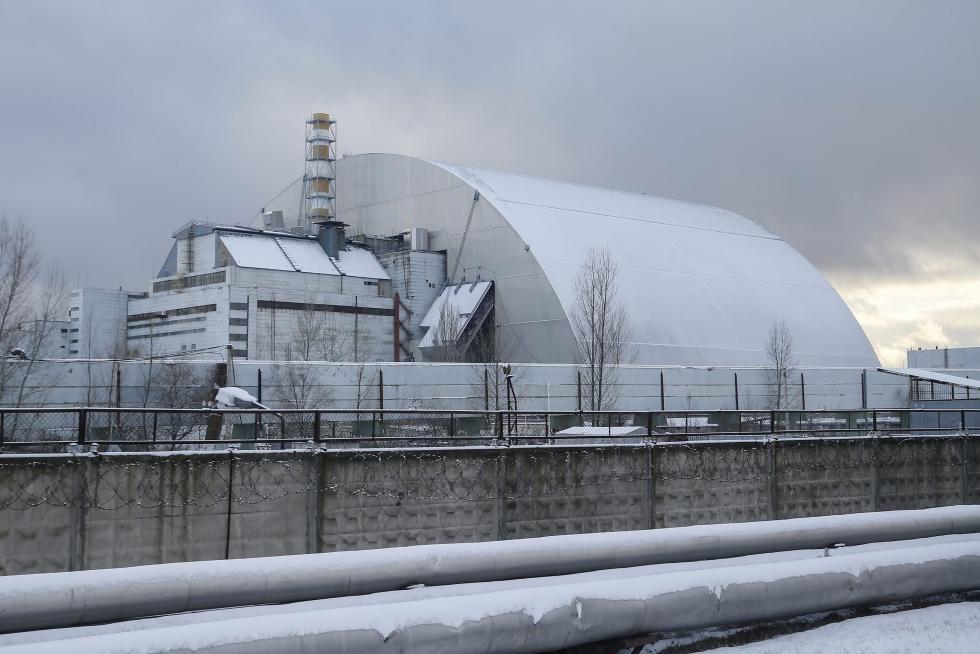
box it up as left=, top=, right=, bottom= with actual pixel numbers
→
left=8, top=542, right=980, bottom=653
left=3, top=506, right=980, bottom=633
left=5, top=535, right=978, bottom=648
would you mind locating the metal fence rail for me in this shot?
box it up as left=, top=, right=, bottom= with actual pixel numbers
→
left=1, top=407, right=979, bottom=452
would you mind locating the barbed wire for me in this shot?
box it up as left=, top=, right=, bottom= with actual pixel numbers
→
left=0, top=435, right=972, bottom=512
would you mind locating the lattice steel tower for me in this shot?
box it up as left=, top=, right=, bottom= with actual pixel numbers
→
left=301, top=112, right=337, bottom=233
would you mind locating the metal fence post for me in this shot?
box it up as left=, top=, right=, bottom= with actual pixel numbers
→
left=224, top=449, right=235, bottom=560
left=961, top=436, right=969, bottom=504
left=77, top=409, right=87, bottom=445
left=0, top=410, right=4, bottom=446
left=871, top=435, right=880, bottom=512
left=313, top=412, right=321, bottom=444
left=767, top=439, right=778, bottom=520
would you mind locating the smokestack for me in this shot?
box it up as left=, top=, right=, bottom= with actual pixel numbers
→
left=316, top=220, right=347, bottom=259
left=302, top=112, right=337, bottom=233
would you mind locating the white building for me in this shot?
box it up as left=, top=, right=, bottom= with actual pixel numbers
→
left=72, top=221, right=404, bottom=363
left=68, top=288, right=130, bottom=358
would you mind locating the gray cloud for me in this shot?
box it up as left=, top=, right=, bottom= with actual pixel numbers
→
left=1, top=1, right=978, bottom=357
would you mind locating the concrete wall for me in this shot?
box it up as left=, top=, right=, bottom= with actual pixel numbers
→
left=2, top=434, right=977, bottom=575
left=0, top=360, right=914, bottom=412
left=909, top=347, right=980, bottom=369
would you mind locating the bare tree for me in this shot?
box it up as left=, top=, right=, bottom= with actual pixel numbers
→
left=293, top=309, right=354, bottom=362
left=429, top=299, right=464, bottom=363
left=157, top=362, right=216, bottom=440
left=570, top=247, right=634, bottom=411
left=467, top=318, right=525, bottom=411
left=271, top=308, right=361, bottom=409
left=765, top=319, right=797, bottom=410
left=0, top=216, right=42, bottom=403
left=0, top=217, right=68, bottom=412
left=10, top=270, right=67, bottom=408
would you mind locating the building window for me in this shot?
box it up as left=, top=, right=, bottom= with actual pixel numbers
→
left=229, top=302, right=249, bottom=311
left=152, top=270, right=226, bottom=293
left=126, top=327, right=206, bottom=341
left=256, top=299, right=394, bottom=317
left=127, top=316, right=206, bottom=331
left=128, top=304, right=216, bottom=323
left=228, top=318, right=248, bottom=326
left=229, top=333, right=247, bottom=342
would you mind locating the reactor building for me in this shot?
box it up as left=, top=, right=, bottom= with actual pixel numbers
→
left=70, top=113, right=879, bottom=368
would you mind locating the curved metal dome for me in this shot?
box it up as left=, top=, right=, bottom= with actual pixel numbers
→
left=330, top=153, right=878, bottom=367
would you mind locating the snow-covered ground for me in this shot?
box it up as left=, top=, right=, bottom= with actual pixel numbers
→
left=699, top=602, right=980, bottom=653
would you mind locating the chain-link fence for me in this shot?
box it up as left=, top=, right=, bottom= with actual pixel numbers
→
left=2, top=408, right=980, bottom=453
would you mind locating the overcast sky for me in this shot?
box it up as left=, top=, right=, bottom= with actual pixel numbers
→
left=1, top=1, right=978, bottom=365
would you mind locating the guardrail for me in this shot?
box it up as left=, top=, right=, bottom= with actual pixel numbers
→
left=1, top=407, right=979, bottom=451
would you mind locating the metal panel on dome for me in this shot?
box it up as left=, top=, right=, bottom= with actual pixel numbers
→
left=333, top=153, right=879, bottom=367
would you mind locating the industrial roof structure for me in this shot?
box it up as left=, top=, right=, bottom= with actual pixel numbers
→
left=159, top=223, right=389, bottom=280
left=268, top=153, right=878, bottom=367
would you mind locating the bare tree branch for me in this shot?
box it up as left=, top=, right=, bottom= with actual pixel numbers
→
left=765, top=319, right=798, bottom=410
left=430, top=298, right=464, bottom=363
left=570, top=247, right=634, bottom=411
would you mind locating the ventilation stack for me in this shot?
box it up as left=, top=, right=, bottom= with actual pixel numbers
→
left=301, top=112, right=337, bottom=233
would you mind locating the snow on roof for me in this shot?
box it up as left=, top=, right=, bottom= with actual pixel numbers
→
left=219, top=232, right=387, bottom=279
left=219, top=233, right=295, bottom=271
left=878, top=367, right=980, bottom=390
left=555, top=426, right=647, bottom=437
left=664, top=416, right=716, bottom=428
left=277, top=238, right=340, bottom=275
left=418, top=281, right=493, bottom=348
left=333, top=247, right=391, bottom=280
left=420, top=282, right=493, bottom=329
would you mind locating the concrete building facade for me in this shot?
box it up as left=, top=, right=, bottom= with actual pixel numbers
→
left=71, top=222, right=404, bottom=363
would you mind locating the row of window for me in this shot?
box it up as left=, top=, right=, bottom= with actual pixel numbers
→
left=127, top=316, right=206, bottom=331
left=126, top=327, right=206, bottom=341
left=255, top=299, right=394, bottom=317
left=127, top=304, right=217, bottom=323
left=152, top=271, right=226, bottom=293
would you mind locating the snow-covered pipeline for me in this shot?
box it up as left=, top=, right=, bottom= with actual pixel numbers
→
left=7, top=542, right=980, bottom=653
left=3, top=506, right=980, bottom=633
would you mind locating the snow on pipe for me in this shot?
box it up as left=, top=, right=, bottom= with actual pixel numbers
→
left=3, top=506, right=980, bottom=633
left=7, top=535, right=979, bottom=648
left=9, top=542, right=980, bottom=654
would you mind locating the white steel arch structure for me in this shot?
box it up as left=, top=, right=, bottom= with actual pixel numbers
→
left=327, top=153, right=877, bottom=367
